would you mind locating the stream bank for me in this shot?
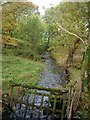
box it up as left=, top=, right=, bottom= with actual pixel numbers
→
left=2, top=52, right=68, bottom=120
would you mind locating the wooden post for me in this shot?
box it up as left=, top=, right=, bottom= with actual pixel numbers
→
left=46, top=94, right=51, bottom=119
left=61, top=98, right=66, bottom=120
left=52, top=95, right=57, bottom=119
left=38, top=94, right=44, bottom=119
left=31, top=94, right=36, bottom=118
left=24, top=94, right=29, bottom=117
left=9, top=83, right=13, bottom=108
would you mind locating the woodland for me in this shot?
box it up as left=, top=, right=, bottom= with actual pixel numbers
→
left=1, top=1, right=90, bottom=119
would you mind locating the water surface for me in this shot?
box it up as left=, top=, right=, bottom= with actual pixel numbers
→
left=38, top=51, right=66, bottom=88
left=6, top=52, right=67, bottom=120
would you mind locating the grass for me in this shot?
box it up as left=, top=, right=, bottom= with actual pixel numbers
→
left=2, top=54, right=44, bottom=93
left=48, top=46, right=69, bottom=66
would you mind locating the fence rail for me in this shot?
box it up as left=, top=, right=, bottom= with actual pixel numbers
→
left=2, top=80, right=82, bottom=120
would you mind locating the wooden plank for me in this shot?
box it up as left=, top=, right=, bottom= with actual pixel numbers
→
left=52, top=95, right=57, bottom=119
left=31, top=94, right=36, bottom=118
left=46, top=94, right=51, bottom=119
left=28, top=91, right=50, bottom=96
left=18, top=93, right=25, bottom=115
left=9, top=84, right=13, bottom=108
left=38, top=94, right=44, bottom=119
left=61, top=99, right=67, bottom=120
left=11, top=82, right=68, bottom=93
left=7, top=82, right=70, bottom=119
left=24, top=94, right=29, bottom=117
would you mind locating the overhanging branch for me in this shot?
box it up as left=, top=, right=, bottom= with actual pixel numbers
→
left=55, top=22, right=85, bottom=44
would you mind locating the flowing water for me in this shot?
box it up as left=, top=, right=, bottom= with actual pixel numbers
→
left=38, top=51, right=66, bottom=88
left=4, top=52, right=67, bottom=120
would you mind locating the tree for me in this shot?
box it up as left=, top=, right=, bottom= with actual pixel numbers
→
left=12, top=14, right=45, bottom=49
left=44, top=2, right=88, bottom=67
left=44, top=3, right=89, bottom=118
left=2, top=2, right=39, bottom=46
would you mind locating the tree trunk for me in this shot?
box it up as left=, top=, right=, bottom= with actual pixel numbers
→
left=66, top=39, right=80, bottom=67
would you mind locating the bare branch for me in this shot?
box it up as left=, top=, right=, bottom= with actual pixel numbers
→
left=56, top=22, right=85, bottom=44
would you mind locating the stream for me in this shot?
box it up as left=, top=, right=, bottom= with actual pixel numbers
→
left=38, top=51, right=66, bottom=88
left=5, top=52, right=67, bottom=120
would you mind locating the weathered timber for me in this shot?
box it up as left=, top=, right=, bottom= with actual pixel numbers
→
left=38, top=94, right=44, bottom=119
left=31, top=94, right=36, bottom=118
left=46, top=94, right=51, bottom=119
left=10, top=82, right=68, bottom=93
left=52, top=95, right=57, bottom=118
left=24, top=94, right=29, bottom=117
left=2, top=80, right=81, bottom=119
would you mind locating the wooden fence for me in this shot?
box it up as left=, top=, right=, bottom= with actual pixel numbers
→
left=2, top=80, right=82, bottom=120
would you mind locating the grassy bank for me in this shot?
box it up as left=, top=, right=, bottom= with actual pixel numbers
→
left=2, top=54, right=44, bottom=93
left=48, top=44, right=89, bottom=119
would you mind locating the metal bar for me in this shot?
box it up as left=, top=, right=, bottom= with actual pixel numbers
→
left=38, top=94, right=44, bottom=119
